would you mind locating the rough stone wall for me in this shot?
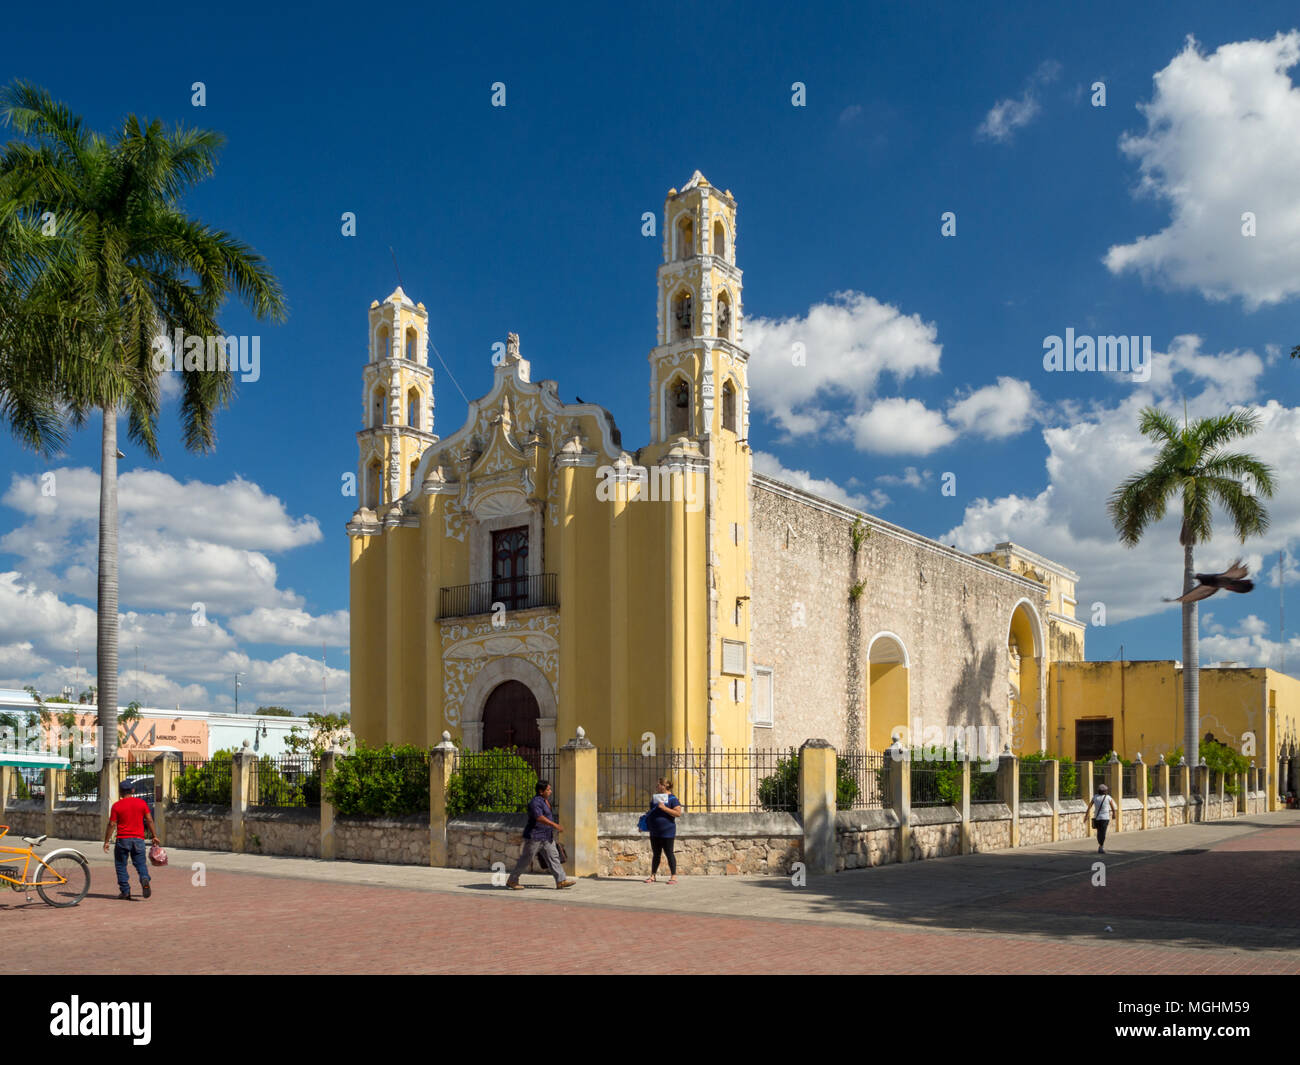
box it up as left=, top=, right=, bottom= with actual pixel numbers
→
left=1147, top=802, right=1167, bottom=829
left=749, top=477, right=1052, bottom=752
left=600, top=835, right=801, bottom=876
left=910, top=821, right=961, bottom=860
left=969, top=805, right=1012, bottom=852
left=335, top=815, right=427, bottom=865
left=165, top=806, right=233, bottom=851
left=3, top=804, right=44, bottom=838
left=837, top=828, right=898, bottom=870
left=448, top=815, right=527, bottom=871
left=54, top=809, right=100, bottom=841
left=1019, top=812, right=1052, bottom=846
left=1058, top=799, right=1088, bottom=840
left=245, top=809, right=319, bottom=858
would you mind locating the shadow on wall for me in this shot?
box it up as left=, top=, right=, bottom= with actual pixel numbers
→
left=945, top=617, right=1001, bottom=732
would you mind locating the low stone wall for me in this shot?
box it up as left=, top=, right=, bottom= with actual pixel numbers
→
left=836, top=808, right=898, bottom=871
left=245, top=808, right=319, bottom=858
left=54, top=806, right=100, bottom=841
left=448, top=813, right=527, bottom=871
left=598, top=812, right=802, bottom=876
left=1058, top=799, right=1089, bottom=840
left=1146, top=799, right=1168, bottom=829
left=910, top=806, right=962, bottom=860
left=166, top=805, right=233, bottom=851
left=335, top=814, right=427, bottom=865
left=2, top=803, right=45, bottom=838
left=1019, top=801, right=1052, bottom=846
left=970, top=803, right=1012, bottom=851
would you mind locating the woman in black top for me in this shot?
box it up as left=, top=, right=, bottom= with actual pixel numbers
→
left=645, top=777, right=683, bottom=884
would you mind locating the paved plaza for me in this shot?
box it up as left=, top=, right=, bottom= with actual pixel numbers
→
left=9, top=813, right=1300, bottom=975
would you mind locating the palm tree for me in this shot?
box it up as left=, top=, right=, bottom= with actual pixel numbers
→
left=1109, top=407, right=1275, bottom=759
left=0, top=82, right=286, bottom=759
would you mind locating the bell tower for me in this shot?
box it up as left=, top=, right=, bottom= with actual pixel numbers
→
left=647, top=170, right=748, bottom=447
left=357, top=286, right=437, bottom=512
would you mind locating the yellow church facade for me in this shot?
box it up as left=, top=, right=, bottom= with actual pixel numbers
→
left=348, top=172, right=1094, bottom=762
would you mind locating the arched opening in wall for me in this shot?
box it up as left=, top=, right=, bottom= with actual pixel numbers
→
left=405, top=326, right=418, bottom=361
left=365, top=458, right=382, bottom=510
left=409, top=457, right=419, bottom=492
left=675, top=212, right=694, bottom=260
left=1009, top=603, right=1042, bottom=754
left=716, top=291, right=732, bottom=339
left=482, top=680, right=542, bottom=771
left=713, top=219, right=727, bottom=260
left=666, top=375, right=692, bottom=437
left=721, top=380, right=737, bottom=433
left=867, top=633, right=909, bottom=753
left=371, top=388, right=386, bottom=427
left=671, top=288, right=693, bottom=341
left=376, top=325, right=390, bottom=360
left=406, top=388, right=420, bottom=430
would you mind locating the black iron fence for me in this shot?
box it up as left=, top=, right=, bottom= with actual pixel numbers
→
left=249, top=754, right=321, bottom=808
left=1121, top=764, right=1140, bottom=795
left=61, top=763, right=98, bottom=802
left=439, top=573, right=558, bottom=619
left=452, top=748, right=550, bottom=815
left=597, top=747, right=796, bottom=812
left=908, top=760, right=950, bottom=807
left=173, top=757, right=233, bottom=806
left=842, top=750, right=886, bottom=810
left=1019, top=761, right=1051, bottom=802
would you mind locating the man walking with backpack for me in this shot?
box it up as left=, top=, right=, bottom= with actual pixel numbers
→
left=505, top=780, right=576, bottom=890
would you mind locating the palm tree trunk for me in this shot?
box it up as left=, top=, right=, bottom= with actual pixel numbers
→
left=1182, top=541, right=1199, bottom=763
left=97, top=405, right=118, bottom=763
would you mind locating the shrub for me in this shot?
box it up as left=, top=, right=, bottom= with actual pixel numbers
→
left=254, top=756, right=321, bottom=807
left=448, top=748, right=538, bottom=817
left=175, top=751, right=234, bottom=805
left=63, top=766, right=99, bottom=799
left=324, top=744, right=429, bottom=817
left=1019, top=751, right=1076, bottom=800
left=758, top=751, right=859, bottom=811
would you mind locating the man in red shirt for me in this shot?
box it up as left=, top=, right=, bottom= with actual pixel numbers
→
left=103, top=780, right=160, bottom=900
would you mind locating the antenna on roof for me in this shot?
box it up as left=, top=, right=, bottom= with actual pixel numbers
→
left=389, top=246, right=405, bottom=292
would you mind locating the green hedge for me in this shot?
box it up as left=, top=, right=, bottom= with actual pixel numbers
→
left=323, top=744, right=429, bottom=816
left=175, top=751, right=233, bottom=805
left=758, top=751, right=859, bottom=811
left=447, top=748, right=538, bottom=817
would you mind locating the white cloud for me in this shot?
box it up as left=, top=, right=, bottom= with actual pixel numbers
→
left=947, top=377, right=1036, bottom=438
left=1104, top=32, right=1300, bottom=309
left=746, top=291, right=944, bottom=439
left=1200, top=615, right=1300, bottom=671
left=228, top=606, right=350, bottom=646
left=753, top=451, right=887, bottom=511
left=0, top=471, right=350, bottom=714
left=943, top=338, right=1300, bottom=625
left=848, top=398, right=957, bottom=455
left=875, top=466, right=932, bottom=490
left=977, top=60, right=1062, bottom=142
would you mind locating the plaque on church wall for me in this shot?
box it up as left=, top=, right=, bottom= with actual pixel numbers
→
left=721, top=638, right=746, bottom=676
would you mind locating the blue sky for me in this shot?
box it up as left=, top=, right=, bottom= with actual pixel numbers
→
left=2, top=1, right=1298, bottom=715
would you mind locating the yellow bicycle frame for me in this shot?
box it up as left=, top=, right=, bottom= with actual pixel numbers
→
left=0, top=825, right=66, bottom=887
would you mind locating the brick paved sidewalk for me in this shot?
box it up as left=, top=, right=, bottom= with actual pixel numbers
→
left=6, top=812, right=1297, bottom=974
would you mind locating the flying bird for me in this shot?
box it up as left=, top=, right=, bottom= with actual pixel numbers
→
left=1165, top=560, right=1254, bottom=604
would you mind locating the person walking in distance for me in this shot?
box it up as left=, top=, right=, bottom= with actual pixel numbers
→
left=103, top=780, right=160, bottom=900
left=506, top=780, right=576, bottom=890
left=645, top=777, right=683, bottom=884
left=1087, top=782, right=1117, bottom=854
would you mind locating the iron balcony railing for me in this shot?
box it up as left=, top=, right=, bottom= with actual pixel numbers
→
left=439, top=573, right=558, bottom=619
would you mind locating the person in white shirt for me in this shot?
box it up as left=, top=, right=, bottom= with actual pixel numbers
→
left=1087, top=783, right=1117, bottom=854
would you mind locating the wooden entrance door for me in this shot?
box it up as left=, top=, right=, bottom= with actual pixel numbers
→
left=482, top=680, right=542, bottom=769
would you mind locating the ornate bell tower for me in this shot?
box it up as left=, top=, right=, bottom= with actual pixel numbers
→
left=647, top=170, right=749, bottom=446
left=357, top=286, right=437, bottom=512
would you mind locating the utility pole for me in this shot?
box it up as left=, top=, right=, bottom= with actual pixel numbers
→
left=234, top=671, right=244, bottom=715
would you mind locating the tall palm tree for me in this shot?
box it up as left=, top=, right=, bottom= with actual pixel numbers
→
left=0, top=81, right=286, bottom=759
left=1109, top=407, right=1275, bottom=759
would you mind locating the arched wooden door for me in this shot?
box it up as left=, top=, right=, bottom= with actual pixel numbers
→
left=482, top=680, right=542, bottom=770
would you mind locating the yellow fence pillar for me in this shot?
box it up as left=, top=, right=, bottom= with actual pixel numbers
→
left=798, top=739, right=836, bottom=875
left=1080, top=762, right=1094, bottom=838
left=959, top=756, right=972, bottom=854
left=428, top=733, right=456, bottom=867
left=557, top=728, right=597, bottom=877
left=1047, top=759, right=1060, bottom=842
left=231, top=742, right=255, bottom=852
left=44, top=767, right=60, bottom=838
left=319, top=747, right=340, bottom=861
left=153, top=753, right=178, bottom=846
left=887, top=742, right=911, bottom=862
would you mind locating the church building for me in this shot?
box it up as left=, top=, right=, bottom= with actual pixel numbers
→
left=346, top=172, right=1085, bottom=768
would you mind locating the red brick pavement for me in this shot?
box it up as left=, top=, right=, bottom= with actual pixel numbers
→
left=2, top=857, right=1294, bottom=975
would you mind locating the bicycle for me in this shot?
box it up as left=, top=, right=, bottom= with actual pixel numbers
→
left=0, top=825, right=91, bottom=907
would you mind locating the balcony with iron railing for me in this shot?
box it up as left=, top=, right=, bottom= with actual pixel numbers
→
left=438, top=573, right=558, bottom=620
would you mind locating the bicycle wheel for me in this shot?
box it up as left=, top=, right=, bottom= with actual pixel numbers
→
left=35, top=852, right=90, bottom=907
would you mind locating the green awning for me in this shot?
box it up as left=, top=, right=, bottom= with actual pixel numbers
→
left=0, top=752, right=72, bottom=769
